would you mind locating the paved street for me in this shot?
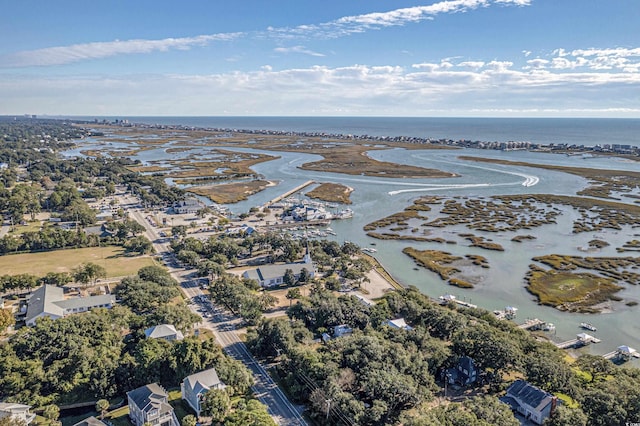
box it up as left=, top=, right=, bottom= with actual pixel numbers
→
left=123, top=194, right=307, bottom=426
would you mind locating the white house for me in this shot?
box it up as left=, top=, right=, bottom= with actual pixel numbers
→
left=500, top=379, right=557, bottom=425
left=181, top=368, right=226, bottom=417
left=242, top=252, right=314, bottom=288
left=127, top=383, right=179, bottom=426
left=172, top=199, right=204, bottom=214
left=385, top=318, right=413, bottom=331
left=72, top=416, right=105, bottom=426
left=0, top=403, right=36, bottom=425
left=144, top=324, right=184, bottom=341
left=25, top=285, right=116, bottom=326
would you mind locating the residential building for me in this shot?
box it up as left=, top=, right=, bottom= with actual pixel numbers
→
left=72, top=416, right=105, bottom=426
left=242, top=252, right=314, bottom=288
left=500, top=379, right=557, bottom=425
left=181, top=368, right=226, bottom=416
left=127, top=383, right=179, bottom=426
left=385, top=318, right=413, bottom=331
left=0, top=403, right=36, bottom=425
left=144, top=324, right=184, bottom=341
left=25, top=285, right=116, bottom=326
left=333, top=324, right=354, bottom=338
left=445, top=356, right=477, bottom=386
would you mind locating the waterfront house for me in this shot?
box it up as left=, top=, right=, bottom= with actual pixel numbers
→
left=181, top=368, right=226, bottom=417
left=0, top=403, right=36, bottom=425
left=127, top=383, right=179, bottom=426
left=144, top=324, right=184, bottom=341
left=25, top=285, right=116, bottom=326
left=500, top=379, right=557, bottom=425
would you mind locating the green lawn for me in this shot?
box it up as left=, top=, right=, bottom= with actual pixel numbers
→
left=0, top=246, right=156, bottom=277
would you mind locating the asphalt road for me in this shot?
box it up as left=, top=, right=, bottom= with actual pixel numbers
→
left=123, top=195, right=308, bottom=426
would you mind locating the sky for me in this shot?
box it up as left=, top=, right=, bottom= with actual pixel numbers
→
left=1, top=0, right=639, bottom=117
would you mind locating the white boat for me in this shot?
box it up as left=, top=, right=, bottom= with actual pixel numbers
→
left=580, top=322, right=597, bottom=332
left=543, top=323, right=555, bottom=332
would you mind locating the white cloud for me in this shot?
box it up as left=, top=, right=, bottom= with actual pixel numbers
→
left=0, top=33, right=241, bottom=67
left=3, top=54, right=638, bottom=116
left=458, top=61, right=485, bottom=70
left=525, top=58, right=549, bottom=69
left=1, top=0, right=531, bottom=68
left=273, top=45, right=325, bottom=57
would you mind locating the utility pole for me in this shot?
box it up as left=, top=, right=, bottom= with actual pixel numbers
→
left=325, top=399, right=331, bottom=421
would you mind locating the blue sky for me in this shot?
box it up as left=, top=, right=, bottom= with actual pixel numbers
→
left=1, top=0, right=639, bottom=117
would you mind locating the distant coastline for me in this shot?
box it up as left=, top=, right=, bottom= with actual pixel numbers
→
left=29, top=115, right=640, bottom=147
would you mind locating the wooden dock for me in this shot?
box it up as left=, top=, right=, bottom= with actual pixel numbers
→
left=518, top=318, right=547, bottom=331
left=603, top=345, right=640, bottom=361
left=554, top=333, right=601, bottom=349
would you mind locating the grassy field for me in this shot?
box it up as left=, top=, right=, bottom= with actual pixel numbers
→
left=0, top=246, right=156, bottom=277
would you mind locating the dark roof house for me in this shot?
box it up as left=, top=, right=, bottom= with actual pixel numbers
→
left=127, top=383, right=179, bottom=426
left=445, top=356, right=478, bottom=387
left=500, top=379, right=557, bottom=425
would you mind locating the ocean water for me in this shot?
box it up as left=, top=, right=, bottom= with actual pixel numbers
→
left=96, top=116, right=640, bottom=147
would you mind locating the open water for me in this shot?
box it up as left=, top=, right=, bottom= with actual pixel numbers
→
left=74, top=116, right=640, bottom=363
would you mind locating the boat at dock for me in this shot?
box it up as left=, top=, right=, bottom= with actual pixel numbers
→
left=580, top=322, right=597, bottom=332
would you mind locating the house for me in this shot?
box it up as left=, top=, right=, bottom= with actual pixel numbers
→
left=385, top=318, right=413, bottom=331
left=181, top=368, right=226, bottom=416
left=242, top=251, right=315, bottom=288
left=0, top=403, right=36, bottom=425
left=127, top=383, right=179, bottom=426
left=25, top=285, right=116, bottom=326
left=500, top=379, right=557, bottom=425
left=144, top=324, right=184, bottom=341
left=333, top=324, right=354, bottom=338
left=445, top=356, right=477, bottom=386
left=72, top=416, right=105, bottom=426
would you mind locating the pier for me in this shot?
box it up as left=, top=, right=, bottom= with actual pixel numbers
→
left=265, top=180, right=315, bottom=207
left=518, top=318, right=548, bottom=331
left=554, top=333, right=601, bottom=349
left=439, top=294, right=477, bottom=309
left=603, top=345, right=639, bottom=362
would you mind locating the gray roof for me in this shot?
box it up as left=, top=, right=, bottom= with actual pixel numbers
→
left=56, top=294, right=115, bottom=310
left=183, top=368, right=224, bottom=395
left=25, top=285, right=65, bottom=323
left=144, top=324, right=184, bottom=340
left=25, top=285, right=115, bottom=325
left=72, top=417, right=105, bottom=426
left=247, top=262, right=313, bottom=282
left=127, top=383, right=172, bottom=415
left=505, top=380, right=554, bottom=411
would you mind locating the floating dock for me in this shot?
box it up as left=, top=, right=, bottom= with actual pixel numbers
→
left=265, top=180, right=315, bottom=207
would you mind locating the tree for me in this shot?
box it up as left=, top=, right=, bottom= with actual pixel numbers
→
left=73, top=262, right=107, bottom=285
left=283, top=269, right=296, bottom=287
left=95, top=399, right=109, bottom=420
left=286, top=288, right=302, bottom=307
left=200, top=388, right=231, bottom=422
left=574, top=354, right=613, bottom=383
left=181, top=415, right=197, bottom=426
left=0, top=309, right=15, bottom=334
left=42, top=405, right=60, bottom=425
left=545, top=405, right=587, bottom=426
